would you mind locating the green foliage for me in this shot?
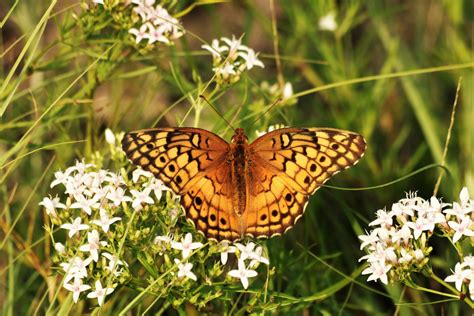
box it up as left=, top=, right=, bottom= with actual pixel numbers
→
left=0, top=0, right=472, bottom=314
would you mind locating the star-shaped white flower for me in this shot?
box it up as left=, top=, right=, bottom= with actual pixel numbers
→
left=359, top=229, right=380, bottom=250
left=63, top=279, right=91, bottom=303
left=448, top=217, right=474, bottom=243
left=61, top=217, right=90, bottom=238
left=79, top=229, right=108, bottom=262
left=405, top=217, right=425, bottom=240
left=129, top=24, right=148, bottom=44
left=130, top=188, right=154, bottom=210
left=91, top=208, right=121, bottom=233
left=50, top=170, right=73, bottom=188
left=444, top=202, right=470, bottom=219
left=221, top=35, right=242, bottom=59
left=87, top=280, right=114, bottom=306
left=228, top=259, right=258, bottom=289
left=369, top=208, right=393, bottom=227
left=145, top=24, right=169, bottom=44
left=362, top=262, right=392, bottom=285
left=61, top=256, right=93, bottom=283
left=106, top=187, right=131, bottom=206
left=102, top=252, right=126, bottom=276
left=70, top=194, right=100, bottom=215
left=146, top=178, right=170, bottom=200
left=174, top=259, right=197, bottom=281
left=202, top=39, right=227, bottom=60
left=39, top=195, right=66, bottom=217
left=249, top=245, right=270, bottom=267
left=238, top=47, right=264, bottom=70
left=171, top=233, right=203, bottom=258
left=444, top=262, right=471, bottom=291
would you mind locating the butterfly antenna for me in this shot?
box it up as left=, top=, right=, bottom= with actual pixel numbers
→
left=249, top=97, right=282, bottom=126
left=199, top=95, right=236, bottom=132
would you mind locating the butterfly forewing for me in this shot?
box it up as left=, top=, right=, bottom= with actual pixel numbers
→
left=122, top=128, right=241, bottom=240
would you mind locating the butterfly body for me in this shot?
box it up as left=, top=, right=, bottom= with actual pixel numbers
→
left=122, top=127, right=366, bottom=241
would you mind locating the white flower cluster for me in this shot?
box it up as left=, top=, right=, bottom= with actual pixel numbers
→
left=40, top=159, right=172, bottom=305
left=359, top=188, right=474, bottom=285
left=202, top=35, right=264, bottom=84
left=154, top=234, right=269, bottom=289
left=444, top=256, right=474, bottom=300
left=126, top=0, right=184, bottom=45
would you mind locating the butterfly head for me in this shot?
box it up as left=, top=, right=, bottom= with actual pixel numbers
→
left=231, top=128, right=248, bottom=144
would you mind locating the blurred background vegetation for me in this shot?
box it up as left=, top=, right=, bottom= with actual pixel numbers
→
left=0, top=0, right=472, bottom=314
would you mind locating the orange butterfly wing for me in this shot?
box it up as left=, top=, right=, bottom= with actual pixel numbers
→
left=243, top=127, right=367, bottom=238
left=121, top=128, right=241, bottom=240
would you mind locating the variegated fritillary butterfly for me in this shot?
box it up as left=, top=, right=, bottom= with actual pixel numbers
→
left=122, top=127, right=366, bottom=241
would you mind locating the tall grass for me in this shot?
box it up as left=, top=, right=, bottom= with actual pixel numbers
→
left=0, top=0, right=472, bottom=314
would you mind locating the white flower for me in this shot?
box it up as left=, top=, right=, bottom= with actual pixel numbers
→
left=213, top=62, right=236, bottom=78
left=422, top=211, right=446, bottom=232
left=50, top=170, right=72, bottom=188
left=369, top=209, right=393, bottom=227
left=238, top=47, right=264, bottom=69
left=249, top=245, right=270, bottom=267
left=102, top=252, right=126, bottom=276
left=319, top=12, right=337, bottom=31
left=61, top=256, right=93, bottom=283
left=61, top=217, right=90, bottom=238
left=234, top=242, right=257, bottom=261
left=92, top=0, right=104, bottom=5
left=359, top=229, right=379, bottom=250
left=130, top=188, right=154, bottom=210
left=87, top=280, right=114, bottom=306
left=70, top=194, right=100, bottom=215
left=470, top=280, right=474, bottom=301
left=220, top=241, right=236, bottom=265
left=228, top=260, right=258, bottom=289
left=104, top=128, right=116, bottom=145
left=70, top=160, right=94, bottom=175
left=132, top=168, right=153, bottom=183
left=221, top=35, right=242, bottom=59
left=391, top=225, right=412, bottom=244
left=146, top=178, right=170, bottom=200
left=171, top=233, right=203, bottom=258
left=362, top=262, right=392, bottom=285
left=55, top=242, right=66, bottom=254
left=79, top=229, right=108, bottom=262
left=405, top=217, right=425, bottom=240
left=129, top=24, right=149, bottom=44
left=444, top=262, right=471, bottom=291
left=174, top=259, right=197, bottom=281
left=448, top=217, right=474, bottom=243
left=202, top=39, right=227, bottom=59
left=39, top=195, right=66, bottom=217
left=106, top=187, right=132, bottom=206
left=145, top=24, right=169, bottom=44
left=63, top=279, right=91, bottom=303
left=391, top=202, right=414, bottom=217
left=91, top=208, right=121, bottom=233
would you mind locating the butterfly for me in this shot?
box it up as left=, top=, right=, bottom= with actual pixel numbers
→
left=122, top=127, right=366, bottom=241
